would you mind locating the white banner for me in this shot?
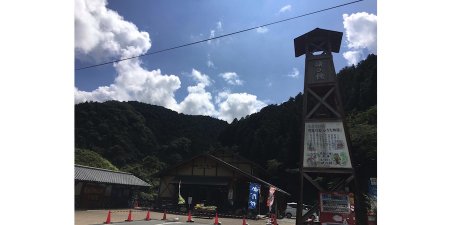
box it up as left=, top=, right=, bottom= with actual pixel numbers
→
left=303, top=121, right=352, bottom=168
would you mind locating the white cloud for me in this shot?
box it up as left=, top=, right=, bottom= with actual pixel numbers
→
left=207, top=60, right=215, bottom=68
left=208, top=30, right=216, bottom=44
left=207, top=54, right=215, bottom=68
left=343, top=51, right=363, bottom=66
left=287, top=67, right=300, bottom=78
left=190, top=68, right=212, bottom=86
left=217, top=92, right=267, bottom=123
left=256, top=26, right=269, bottom=34
left=208, top=21, right=223, bottom=44
left=75, top=0, right=150, bottom=63
left=178, top=83, right=216, bottom=117
left=75, top=60, right=182, bottom=111
left=219, top=72, right=243, bottom=86
left=216, top=21, right=223, bottom=31
left=342, top=12, right=377, bottom=65
left=74, top=0, right=181, bottom=110
left=279, top=5, right=292, bottom=13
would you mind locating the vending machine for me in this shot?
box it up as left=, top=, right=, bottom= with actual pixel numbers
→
left=319, top=192, right=356, bottom=225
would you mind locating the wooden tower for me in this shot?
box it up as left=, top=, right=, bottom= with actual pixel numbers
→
left=294, top=28, right=364, bottom=225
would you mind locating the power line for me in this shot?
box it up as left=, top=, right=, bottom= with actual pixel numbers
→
left=75, top=0, right=363, bottom=71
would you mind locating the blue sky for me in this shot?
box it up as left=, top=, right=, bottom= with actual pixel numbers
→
left=75, top=0, right=377, bottom=122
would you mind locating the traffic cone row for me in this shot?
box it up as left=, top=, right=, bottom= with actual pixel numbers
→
left=106, top=208, right=238, bottom=224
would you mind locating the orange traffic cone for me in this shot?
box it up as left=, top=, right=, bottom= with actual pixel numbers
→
left=162, top=209, right=167, bottom=220
left=104, top=210, right=111, bottom=224
left=242, top=215, right=247, bottom=225
left=187, top=210, right=194, bottom=222
left=272, top=214, right=278, bottom=225
left=145, top=210, right=151, bottom=221
left=125, top=210, right=133, bottom=222
left=214, top=212, right=220, bottom=225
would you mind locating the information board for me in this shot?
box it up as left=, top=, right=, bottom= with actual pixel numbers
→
left=303, top=121, right=352, bottom=168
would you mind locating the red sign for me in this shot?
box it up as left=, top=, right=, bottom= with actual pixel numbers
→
left=319, top=192, right=356, bottom=225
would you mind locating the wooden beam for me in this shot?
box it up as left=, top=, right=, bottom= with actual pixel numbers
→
left=303, top=173, right=325, bottom=192
left=303, top=168, right=353, bottom=174
left=308, top=88, right=341, bottom=118
left=306, top=87, right=336, bottom=119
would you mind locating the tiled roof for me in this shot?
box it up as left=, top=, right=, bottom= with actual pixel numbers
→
left=75, top=164, right=150, bottom=187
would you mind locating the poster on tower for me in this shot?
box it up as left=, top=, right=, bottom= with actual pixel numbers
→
left=303, top=121, right=352, bottom=168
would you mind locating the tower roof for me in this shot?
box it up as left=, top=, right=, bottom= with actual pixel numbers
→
left=294, top=28, right=343, bottom=57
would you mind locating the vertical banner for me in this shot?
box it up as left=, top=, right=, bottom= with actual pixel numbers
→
left=266, top=186, right=276, bottom=212
left=248, top=183, right=260, bottom=209
left=178, top=180, right=185, bottom=204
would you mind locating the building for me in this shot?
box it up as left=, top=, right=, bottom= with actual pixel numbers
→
left=75, top=164, right=150, bottom=209
left=157, top=151, right=290, bottom=215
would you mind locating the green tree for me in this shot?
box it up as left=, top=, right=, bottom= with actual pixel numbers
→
left=75, top=148, right=118, bottom=171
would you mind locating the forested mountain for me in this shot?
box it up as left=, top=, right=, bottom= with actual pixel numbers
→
left=75, top=54, right=377, bottom=200
left=75, top=101, right=228, bottom=168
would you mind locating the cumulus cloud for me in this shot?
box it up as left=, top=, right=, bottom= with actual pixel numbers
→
left=343, top=51, right=364, bottom=66
left=279, top=5, right=292, bottom=13
left=342, top=12, right=377, bottom=65
left=191, top=68, right=212, bottom=86
left=216, top=92, right=267, bottom=123
left=75, top=60, right=181, bottom=110
left=287, top=67, right=299, bottom=78
left=75, top=0, right=150, bottom=63
left=178, top=83, right=216, bottom=116
left=219, top=72, right=243, bottom=86
left=256, top=26, right=269, bottom=34
left=74, top=0, right=181, bottom=110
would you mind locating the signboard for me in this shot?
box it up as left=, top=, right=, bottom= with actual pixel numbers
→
left=248, top=183, right=260, bottom=209
left=305, top=59, right=336, bottom=84
left=319, top=192, right=356, bottom=225
left=303, top=121, right=352, bottom=168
